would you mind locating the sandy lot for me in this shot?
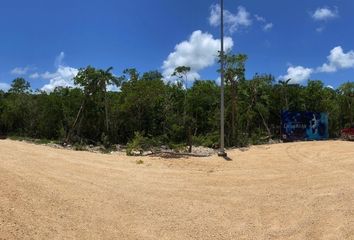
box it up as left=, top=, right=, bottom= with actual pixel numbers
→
left=1, top=140, right=354, bottom=240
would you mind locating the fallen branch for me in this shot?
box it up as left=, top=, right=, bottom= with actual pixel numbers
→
left=149, top=151, right=211, bottom=158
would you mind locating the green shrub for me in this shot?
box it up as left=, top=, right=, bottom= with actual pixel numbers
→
left=101, top=133, right=111, bottom=149
left=73, top=142, right=86, bottom=151
left=192, top=132, right=219, bottom=148
left=169, top=143, right=186, bottom=152
left=33, top=138, right=51, bottom=145
left=250, top=130, right=269, bottom=145
left=233, top=133, right=250, bottom=148
left=126, top=132, right=160, bottom=156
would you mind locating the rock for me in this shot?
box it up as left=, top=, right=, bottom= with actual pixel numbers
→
left=88, top=146, right=101, bottom=153
left=116, top=144, right=124, bottom=151
left=131, top=150, right=142, bottom=156
left=142, top=151, right=153, bottom=156
left=160, top=145, right=169, bottom=150
left=191, top=146, right=215, bottom=156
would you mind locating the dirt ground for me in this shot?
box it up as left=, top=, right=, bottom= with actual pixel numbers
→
left=1, top=140, right=354, bottom=240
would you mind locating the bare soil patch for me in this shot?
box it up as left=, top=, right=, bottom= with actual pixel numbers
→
left=1, top=140, right=354, bottom=239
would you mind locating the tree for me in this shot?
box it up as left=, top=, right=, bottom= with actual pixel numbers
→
left=338, top=82, right=354, bottom=126
left=249, top=74, right=273, bottom=139
left=8, top=78, right=31, bottom=94
left=0, top=63, right=354, bottom=150
left=98, top=67, right=122, bottom=133
left=304, top=80, right=326, bottom=112
left=122, top=68, right=139, bottom=82
left=1, top=79, right=32, bottom=135
left=186, top=80, right=220, bottom=147
left=279, top=78, right=291, bottom=110
left=66, top=66, right=121, bottom=143
left=117, top=71, right=167, bottom=142
left=172, top=66, right=193, bottom=152
left=223, top=53, right=247, bottom=145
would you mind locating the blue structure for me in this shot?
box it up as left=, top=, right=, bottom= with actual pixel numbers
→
left=281, top=111, right=329, bottom=141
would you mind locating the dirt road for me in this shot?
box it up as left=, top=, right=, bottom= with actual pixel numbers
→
left=1, top=140, right=354, bottom=239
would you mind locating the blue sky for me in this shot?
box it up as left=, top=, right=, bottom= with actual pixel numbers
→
left=1, top=0, right=354, bottom=91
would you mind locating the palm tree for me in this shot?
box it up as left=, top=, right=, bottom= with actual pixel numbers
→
left=172, top=66, right=193, bottom=152
left=279, top=78, right=292, bottom=110
left=98, top=67, right=121, bottom=133
left=66, top=66, right=121, bottom=143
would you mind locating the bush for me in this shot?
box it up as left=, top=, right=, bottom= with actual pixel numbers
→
left=33, top=138, right=51, bottom=145
left=73, top=142, right=86, bottom=151
left=168, top=143, right=186, bottom=152
left=235, top=133, right=250, bottom=147
left=136, top=159, right=144, bottom=164
left=250, top=129, right=269, bottom=145
left=101, top=133, right=111, bottom=149
left=192, top=132, right=219, bottom=148
left=126, top=132, right=160, bottom=156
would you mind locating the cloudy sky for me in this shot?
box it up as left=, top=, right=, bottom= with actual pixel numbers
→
left=1, top=0, right=354, bottom=91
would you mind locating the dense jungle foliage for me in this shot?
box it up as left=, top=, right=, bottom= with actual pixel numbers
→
left=0, top=54, right=353, bottom=149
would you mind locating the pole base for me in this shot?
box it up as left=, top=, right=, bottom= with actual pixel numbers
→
left=217, top=151, right=227, bottom=157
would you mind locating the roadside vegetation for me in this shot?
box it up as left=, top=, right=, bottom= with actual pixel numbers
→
left=0, top=53, right=353, bottom=153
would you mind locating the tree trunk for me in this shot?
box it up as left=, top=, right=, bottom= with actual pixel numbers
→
left=104, top=83, right=109, bottom=133
left=347, top=97, right=353, bottom=126
left=77, top=114, right=84, bottom=137
left=66, top=99, right=86, bottom=143
left=183, top=82, right=187, bottom=126
left=187, top=126, right=192, bottom=153
left=231, top=81, right=236, bottom=144
left=184, top=77, right=189, bottom=151
left=285, top=86, right=289, bottom=110
left=258, top=109, right=271, bottom=139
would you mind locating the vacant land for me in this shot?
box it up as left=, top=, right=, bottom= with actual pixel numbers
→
left=1, top=140, right=354, bottom=240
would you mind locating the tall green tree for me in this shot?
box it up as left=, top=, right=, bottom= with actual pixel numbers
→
left=224, top=53, right=247, bottom=145
left=172, top=66, right=193, bottom=152
left=8, top=78, right=31, bottom=94
left=67, top=66, right=120, bottom=143
left=1, top=78, right=32, bottom=135
left=338, top=82, right=354, bottom=126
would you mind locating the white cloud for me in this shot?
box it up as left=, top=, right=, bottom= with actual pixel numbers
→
left=280, top=46, right=354, bottom=84
left=209, top=4, right=252, bottom=33
left=318, top=63, right=336, bottom=73
left=209, top=5, right=274, bottom=33
left=279, top=66, right=313, bottom=84
left=107, top=84, right=120, bottom=92
left=29, top=73, right=40, bottom=79
left=255, top=14, right=273, bottom=32
left=215, top=76, right=221, bottom=86
left=317, top=46, right=354, bottom=73
left=11, top=66, right=30, bottom=75
left=209, top=4, right=221, bottom=26
left=316, top=26, right=325, bottom=33
left=40, top=65, right=78, bottom=92
left=0, top=82, right=11, bottom=91
left=254, top=14, right=265, bottom=22
left=263, top=23, right=273, bottom=31
left=162, top=30, right=233, bottom=82
left=312, top=7, right=338, bottom=21
left=37, top=51, right=79, bottom=92
left=55, top=52, right=65, bottom=67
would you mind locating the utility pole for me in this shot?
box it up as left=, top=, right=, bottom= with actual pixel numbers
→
left=218, top=0, right=227, bottom=157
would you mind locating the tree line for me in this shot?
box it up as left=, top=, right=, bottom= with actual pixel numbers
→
left=0, top=53, right=353, bottom=149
